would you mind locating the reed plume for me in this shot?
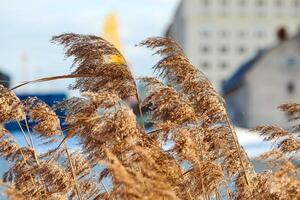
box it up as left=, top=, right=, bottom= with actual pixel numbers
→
left=140, top=77, right=196, bottom=131
left=139, top=37, right=226, bottom=124
left=0, top=85, right=26, bottom=123
left=1, top=33, right=299, bottom=200
left=51, top=33, right=137, bottom=99
left=24, top=97, right=61, bottom=138
left=0, top=125, right=20, bottom=159
left=251, top=103, right=300, bottom=157
left=140, top=37, right=254, bottom=193
left=0, top=126, right=47, bottom=199
left=105, top=149, right=179, bottom=200
left=139, top=77, right=237, bottom=199
left=248, top=103, right=300, bottom=199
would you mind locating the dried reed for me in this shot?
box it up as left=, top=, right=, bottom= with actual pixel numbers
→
left=0, top=34, right=298, bottom=200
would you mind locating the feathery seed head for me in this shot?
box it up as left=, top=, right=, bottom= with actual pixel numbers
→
left=24, top=97, right=61, bottom=137
left=52, top=33, right=137, bottom=99
left=0, top=85, right=26, bottom=123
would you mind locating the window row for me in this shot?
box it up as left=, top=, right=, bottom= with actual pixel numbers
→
left=197, top=10, right=300, bottom=19
left=200, top=0, right=300, bottom=8
left=200, top=61, right=230, bottom=69
left=199, top=29, right=267, bottom=38
left=199, top=45, right=251, bottom=54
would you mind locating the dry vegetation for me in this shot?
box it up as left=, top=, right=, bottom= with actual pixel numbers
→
left=0, top=33, right=299, bottom=199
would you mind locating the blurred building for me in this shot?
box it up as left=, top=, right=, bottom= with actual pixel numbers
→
left=222, top=32, right=300, bottom=128
left=0, top=70, right=10, bottom=88
left=166, top=0, right=300, bottom=91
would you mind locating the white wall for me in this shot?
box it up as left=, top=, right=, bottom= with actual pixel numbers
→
left=169, top=0, right=300, bottom=92
left=246, top=35, right=300, bottom=127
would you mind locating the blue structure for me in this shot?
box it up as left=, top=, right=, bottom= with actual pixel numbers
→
left=222, top=50, right=265, bottom=95
left=222, top=50, right=266, bottom=127
left=5, top=93, right=67, bottom=132
left=0, top=71, right=10, bottom=88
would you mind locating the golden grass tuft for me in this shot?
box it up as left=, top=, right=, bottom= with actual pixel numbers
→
left=0, top=34, right=298, bottom=199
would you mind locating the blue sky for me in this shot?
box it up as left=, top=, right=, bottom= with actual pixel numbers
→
left=0, top=0, right=179, bottom=93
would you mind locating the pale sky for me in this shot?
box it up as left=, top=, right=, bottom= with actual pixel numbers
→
left=0, top=0, right=180, bottom=93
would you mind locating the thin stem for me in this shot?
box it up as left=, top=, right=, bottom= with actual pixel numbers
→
left=132, top=77, right=145, bottom=130
left=224, top=181, right=232, bottom=200
left=215, top=191, right=221, bottom=200
left=101, top=180, right=116, bottom=200
left=205, top=194, right=210, bottom=200
left=225, top=116, right=253, bottom=196
left=18, top=122, right=51, bottom=192
left=66, top=148, right=83, bottom=200
left=6, top=131, right=36, bottom=185
left=16, top=122, right=51, bottom=194
left=9, top=127, right=49, bottom=192
left=182, top=168, right=193, bottom=176
left=187, top=189, right=193, bottom=200
left=16, top=121, right=30, bottom=147
left=100, top=180, right=110, bottom=195
left=197, top=140, right=207, bottom=200
left=61, top=132, right=83, bottom=200
left=136, top=94, right=145, bottom=130
left=24, top=119, right=35, bottom=149
left=20, top=119, right=40, bottom=165
left=17, top=120, right=40, bottom=166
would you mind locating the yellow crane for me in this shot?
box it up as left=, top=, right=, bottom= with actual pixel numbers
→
left=101, top=11, right=138, bottom=112
left=101, top=11, right=127, bottom=65
left=102, top=11, right=123, bottom=52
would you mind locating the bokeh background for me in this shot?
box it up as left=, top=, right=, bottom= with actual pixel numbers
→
left=0, top=0, right=179, bottom=93
left=1, top=0, right=300, bottom=166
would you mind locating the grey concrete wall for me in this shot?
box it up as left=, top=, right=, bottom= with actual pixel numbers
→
left=246, top=35, right=300, bottom=128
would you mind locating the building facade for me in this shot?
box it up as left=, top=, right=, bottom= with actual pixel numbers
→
left=223, top=34, right=300, bottom=128
left=167, top=0, right=300, bottom=91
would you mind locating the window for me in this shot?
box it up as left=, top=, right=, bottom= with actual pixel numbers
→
left=287, top=82, right=295, bottom=94
left=201, top=61, right=210, bottom=69
left=219, top=62, right=228, bottom=69
left=199, top=27, right=211, bottom=37
left=200, top=45, right=211, bottom=54
left=202, top=0, right=210, bottom=6
left=219, top=45, right=229, bottom=54
left=200, top=30, right=209, bottom=37
left=255, top=26, right=265, bottom=38
left=286, top=56, right=297, bottom=70
left=237, top=30, right=247, bottom=38
left=237, top=46, right=246, bottom=54
left=256, top=30, right=265, bottom=38
left=219, top=30, right=229, bottom=38
left=256, top=0, right=265, bottom=7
